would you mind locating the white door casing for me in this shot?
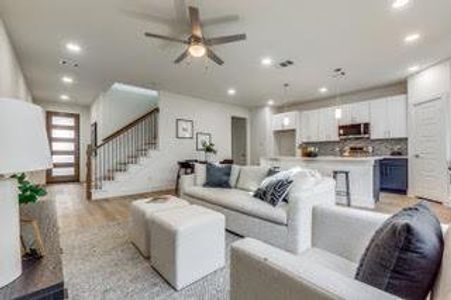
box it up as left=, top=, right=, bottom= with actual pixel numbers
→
left=411, top=96, right=448, bottom=202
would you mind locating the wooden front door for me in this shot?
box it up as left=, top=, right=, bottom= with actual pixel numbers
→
left=46, top=111, right=80, bottom=183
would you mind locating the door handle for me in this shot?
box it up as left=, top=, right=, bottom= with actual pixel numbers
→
left=414, top=154, right=421, bottom=158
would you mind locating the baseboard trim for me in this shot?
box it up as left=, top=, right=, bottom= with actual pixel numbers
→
left=92, top=188, right=175, bottom=201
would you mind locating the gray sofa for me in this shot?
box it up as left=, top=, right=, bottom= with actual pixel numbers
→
left=180, top=164, right=336, bottom=254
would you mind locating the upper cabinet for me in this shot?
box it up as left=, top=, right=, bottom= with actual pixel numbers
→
left=370, top=95, right=407, bottom=139
left=338, top=102, right=370, bottom=125
left=300, top=110, right=319, bottom=142
left=301, top=107, right=338, bottom=143
left=272, top=111, right=298, bottom=131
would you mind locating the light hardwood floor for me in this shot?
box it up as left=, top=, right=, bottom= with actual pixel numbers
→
left=45, top=183, right=451, bottom=232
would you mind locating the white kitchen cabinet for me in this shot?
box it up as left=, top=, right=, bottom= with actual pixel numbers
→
left=318, top=107, right=339, bottom=141
left=300, top=110, right=319, bottom=142
left=370, top=95, right=407, bottom=139
left=387, top=95, right=407, bottom=138
left=338, top=102, right=370, bottom=125
left=272, top=111, right=298, bottom=131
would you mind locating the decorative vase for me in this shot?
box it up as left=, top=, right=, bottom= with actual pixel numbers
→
left=204, top=152, right=214, bottom=163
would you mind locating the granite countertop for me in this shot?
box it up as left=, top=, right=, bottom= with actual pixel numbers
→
left=0, top=200, right=64, bottom=300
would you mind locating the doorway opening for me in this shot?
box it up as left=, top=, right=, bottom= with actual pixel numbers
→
left=231, top=117, right=247, bottom=165
left=46, top=111, right=80, bottom=183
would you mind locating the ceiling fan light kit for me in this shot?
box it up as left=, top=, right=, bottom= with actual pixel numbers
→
left=144, top=6, right=246, bottom=65
left=188, top=43, right=206, bottom=57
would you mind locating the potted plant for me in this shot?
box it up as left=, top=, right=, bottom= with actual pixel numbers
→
left=201, top=141, right=217, bottom=162
left=11, top=173, right=47, bottom=259
left=11, top=173, right=47, bottom=205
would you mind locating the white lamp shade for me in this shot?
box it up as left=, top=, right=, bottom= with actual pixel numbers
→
left=0, top=98, right=52, bottom=174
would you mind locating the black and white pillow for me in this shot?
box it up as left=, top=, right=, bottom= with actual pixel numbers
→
left=253, top=178, right=293, bottom=207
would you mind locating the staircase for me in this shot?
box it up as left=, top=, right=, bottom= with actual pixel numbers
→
left=86, top=108, right=159, bottom=200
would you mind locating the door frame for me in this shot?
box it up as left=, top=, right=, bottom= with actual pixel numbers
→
left=231, top=116, right=248, bottom=165
left=46, top=111, right=80, bottom=183
left=409, top=93, right=449, bottom=202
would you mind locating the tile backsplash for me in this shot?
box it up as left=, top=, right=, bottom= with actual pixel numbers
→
left=302, top=138, right=408, bottom=156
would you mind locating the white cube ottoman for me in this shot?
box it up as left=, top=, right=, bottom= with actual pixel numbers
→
left=129, top=196, right=189, bottom=258
left=150, top=205, right=225, bottom=290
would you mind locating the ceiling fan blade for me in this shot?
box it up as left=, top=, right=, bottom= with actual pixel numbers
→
left=144, top=32, right=189, bottom=44
left=207, top=48, right=224, bottom=65
left=174, top=49, right=190, bottom=64
left=188, top=6, right=203, bottom=37
left=205, top=34, right=247, bottom=45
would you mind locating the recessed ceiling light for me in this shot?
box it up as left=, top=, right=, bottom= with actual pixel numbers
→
left=66, top=42, right=82, bottom=53
left=267, top=99, right=275, bottom=106
left=319, top=87, right=328, bottom=93
left=408, top=65, right=420, bottom=72
left=392, top=0, right=410, bottom=9
left=60, top=95, right=70, bottom=101
left=404, top=33, right=421, bottom=44
left=261, top=57, right=273, bottom=66
left=61, top=76, right=74, bottom=84
left=227, top=88, right=236, bottom=96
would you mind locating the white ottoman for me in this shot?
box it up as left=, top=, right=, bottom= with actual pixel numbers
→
left=150, top=205, right=225, bottom=290
left=129, top=196, right=189, bottom=258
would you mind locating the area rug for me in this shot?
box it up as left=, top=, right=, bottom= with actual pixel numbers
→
left=60, top=220, right=241, bottom=300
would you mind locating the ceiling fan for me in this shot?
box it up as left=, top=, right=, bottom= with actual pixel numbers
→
left=144, top=6, right=246, bottom=65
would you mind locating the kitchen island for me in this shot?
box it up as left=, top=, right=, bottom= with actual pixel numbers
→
left=261, top=156, right=382, bottom=208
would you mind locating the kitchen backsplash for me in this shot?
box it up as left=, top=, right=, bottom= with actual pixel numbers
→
left=302, top=138, right=408, bottom=156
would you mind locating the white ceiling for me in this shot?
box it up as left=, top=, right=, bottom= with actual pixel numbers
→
left=1, top=0, right=451, bottom=107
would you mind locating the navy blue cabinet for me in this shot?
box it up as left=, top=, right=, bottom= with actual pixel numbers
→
left=380, top=158, right=408, bottom=194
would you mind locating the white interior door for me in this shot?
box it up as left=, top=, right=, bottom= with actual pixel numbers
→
left=412, top=97, right=448, bottom=202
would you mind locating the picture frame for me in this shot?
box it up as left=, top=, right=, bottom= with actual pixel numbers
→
left=176, top=119, right=194, bottom=139
left=196, top=132, right=212, bottom=151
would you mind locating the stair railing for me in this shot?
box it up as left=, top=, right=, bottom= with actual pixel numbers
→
left=86, top=107, right=159, bottom=200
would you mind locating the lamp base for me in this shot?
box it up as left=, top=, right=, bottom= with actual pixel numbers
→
left=0, top=178, right=22, bottom=288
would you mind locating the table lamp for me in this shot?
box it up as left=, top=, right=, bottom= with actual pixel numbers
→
left=0, top=98, right=52, bottom=288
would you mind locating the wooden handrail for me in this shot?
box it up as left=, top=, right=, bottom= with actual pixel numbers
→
left=95, top=107, right=159, bottom=149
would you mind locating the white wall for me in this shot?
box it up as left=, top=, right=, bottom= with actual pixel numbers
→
left=0, top=19, right=32, bottom=102
left=91, top=86, right=158, bottom=142
left=407, top=60, right=451, bottom=202
left=36, top=101, right=91, bottom=183
left=94, top=91, right=251, bottom=197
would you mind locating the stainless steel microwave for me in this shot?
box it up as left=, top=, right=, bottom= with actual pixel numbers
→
left=338, top=123, right=370, bottom=139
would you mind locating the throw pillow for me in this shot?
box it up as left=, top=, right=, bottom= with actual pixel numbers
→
left=253, top=178, right=293, bottom=207
left=236, top=166, right=269, bottom=192
left=203, top=163, right=232, bottom=188
left=258, top=167, right=303, bottom=202
left=355, top=201, right=444, bottom=300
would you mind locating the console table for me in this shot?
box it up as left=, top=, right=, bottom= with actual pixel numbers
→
left=0, top=200, right=65, bottom=300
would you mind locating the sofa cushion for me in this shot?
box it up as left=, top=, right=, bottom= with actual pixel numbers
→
left=204, top=163, right=232, bottom=188
left=229, top=165, right=241, bottom=188
left=432, top=227, right=451, bottom=300
left=194, top=163, right=206, bottom=186
left=301, top=248, right=358, bottom=279
left=355, top=201, right=444, bottom=300
left=236, top=166, right=269, bottom=192
left=184, top=186, right=288, bottom=225
left=288, top=169, right=322, bottom=201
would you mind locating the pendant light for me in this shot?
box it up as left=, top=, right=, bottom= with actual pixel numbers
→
left=333, top=68, right=346, bottom=120
left=282, top=83, right=290, bottom=126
